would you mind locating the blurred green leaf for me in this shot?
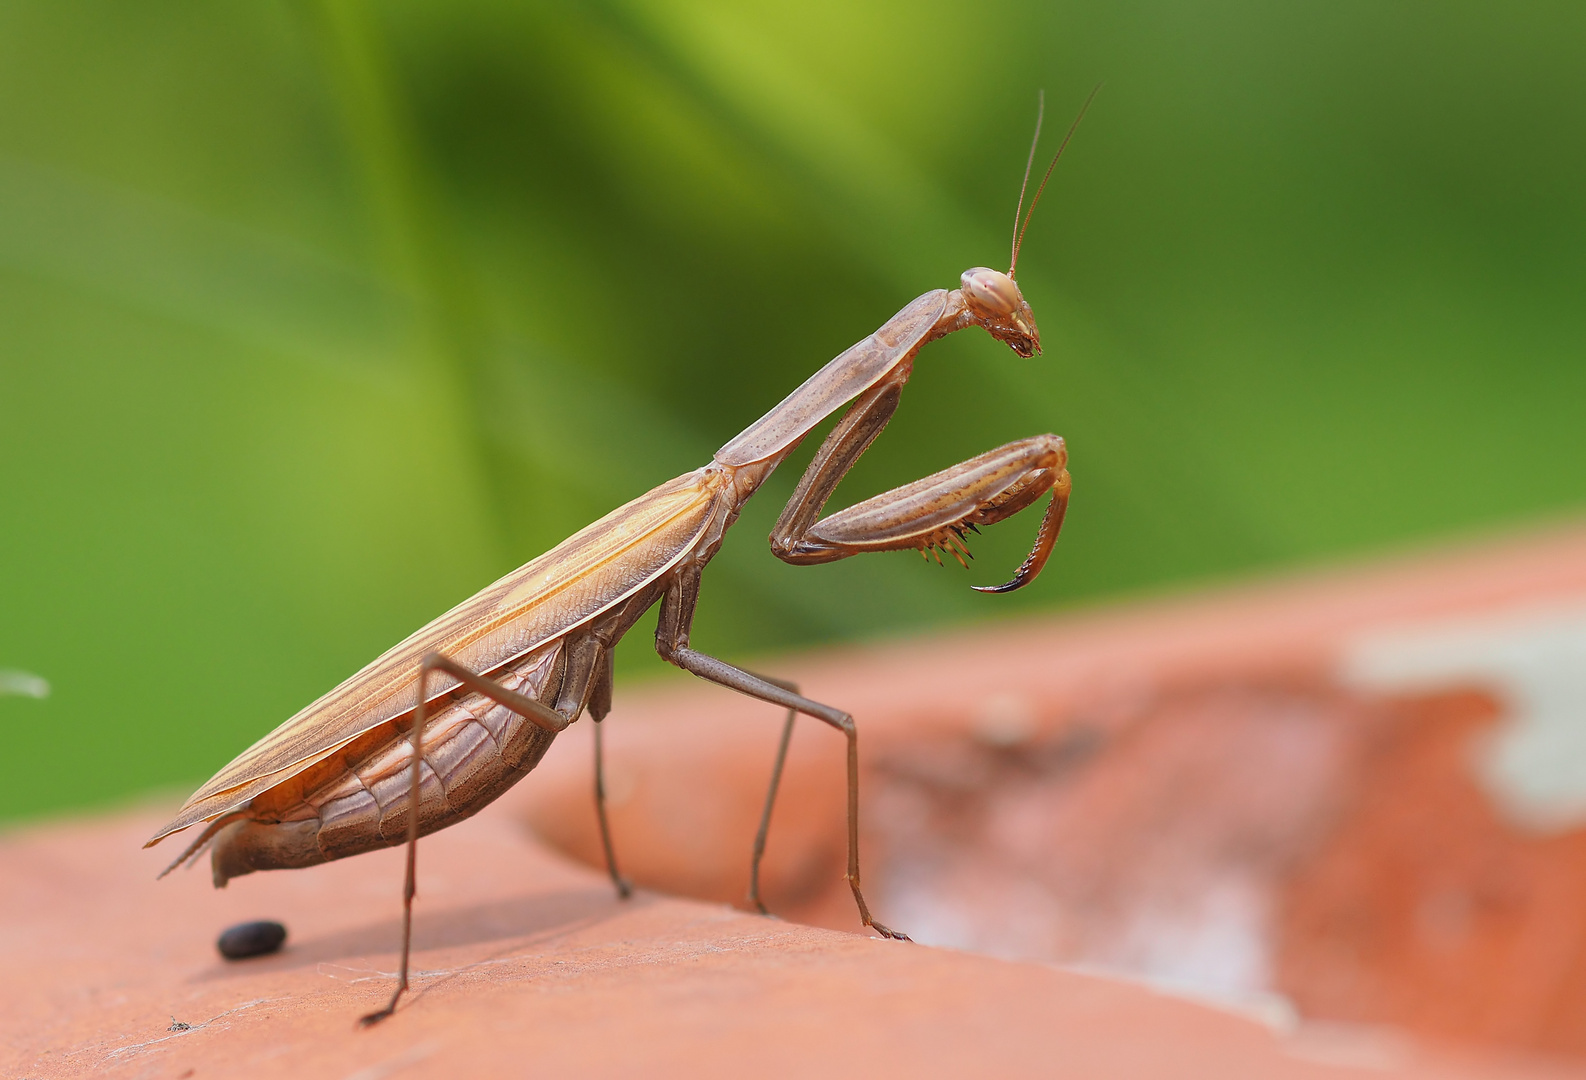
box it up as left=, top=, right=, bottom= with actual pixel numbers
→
left=2, top=0, right=1584, bottom=821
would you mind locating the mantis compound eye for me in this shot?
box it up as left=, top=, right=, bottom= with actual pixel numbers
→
left=960, top=267, right=1022, bottom=317
left=961, top=266, right=1041, bottom=358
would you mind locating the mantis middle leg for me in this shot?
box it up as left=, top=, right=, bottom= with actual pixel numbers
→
left=748, top=698, right=796, bottom=915
left=654, top=569, right=908, bottom=940
left=588, top=607, right=792, bottom=914
left=709, top=369, right=1066, bottom=934
left=724, top=666, right=798, bottom=916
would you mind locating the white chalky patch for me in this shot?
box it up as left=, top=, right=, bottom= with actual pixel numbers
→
left=1342, top=599, right=1586, bottom=831
left=0, top=670, right=49, bottom=698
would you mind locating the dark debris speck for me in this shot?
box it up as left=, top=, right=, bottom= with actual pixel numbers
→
left=216, top=920, right=287, bottom=960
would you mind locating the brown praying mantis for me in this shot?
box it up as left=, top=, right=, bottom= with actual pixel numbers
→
left=145, top=90, right=1095, bottom=1025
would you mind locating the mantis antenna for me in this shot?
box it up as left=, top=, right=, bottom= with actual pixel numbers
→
left=1010, top=83, right=1103, bottom=278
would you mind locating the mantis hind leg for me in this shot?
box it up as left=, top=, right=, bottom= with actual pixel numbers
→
left=584, top=644, right=633, bottom=901
left=359, top=651, right=571, bottom=1027
left=592, top=661, right=795, bottom=914
left=591, top=718, right=633, bottom=900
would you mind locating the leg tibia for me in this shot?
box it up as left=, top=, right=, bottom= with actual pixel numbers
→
left=774, top=434, right=1065, bottom=564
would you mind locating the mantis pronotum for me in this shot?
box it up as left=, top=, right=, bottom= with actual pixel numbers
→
left=146, top=89, right=1095, bottom=1024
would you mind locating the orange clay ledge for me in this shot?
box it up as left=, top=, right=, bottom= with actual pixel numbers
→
left=7, top=519, right=1586, bottom=1079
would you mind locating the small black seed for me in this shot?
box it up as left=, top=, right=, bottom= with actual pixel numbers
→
left=217, top=920, right=287, bottom=960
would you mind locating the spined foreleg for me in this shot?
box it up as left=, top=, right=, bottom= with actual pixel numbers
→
left=773, top=421, right=1070, bottom=593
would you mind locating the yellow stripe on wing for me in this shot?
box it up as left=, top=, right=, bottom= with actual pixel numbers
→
left=148, top=467, right=727, bottom=844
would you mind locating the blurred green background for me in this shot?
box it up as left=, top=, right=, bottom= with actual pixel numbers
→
left=2, top=1, right=1583, bottom=822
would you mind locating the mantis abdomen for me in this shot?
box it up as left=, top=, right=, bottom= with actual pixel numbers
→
left=208, top=637, right=570, bottom=886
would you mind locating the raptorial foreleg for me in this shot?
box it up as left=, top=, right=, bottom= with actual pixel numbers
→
left=775, top=434, right=1070, bottom=593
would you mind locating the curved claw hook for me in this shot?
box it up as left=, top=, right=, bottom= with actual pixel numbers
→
left=973, top=476, right=1070, bottom=595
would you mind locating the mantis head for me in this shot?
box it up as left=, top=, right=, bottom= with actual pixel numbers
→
left=974, top=84, right=1098, bottom=361
left=961, top=267, right=1040, bottom=358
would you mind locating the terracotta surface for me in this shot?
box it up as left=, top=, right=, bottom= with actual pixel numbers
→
left=7, top=521, right=1586, bottom=1078
left=516, top=520, right=1586, bottom=1059
left=1, top=802, right=1577, bottom=1080
left=1278, top=689, right=1586, bottom=1052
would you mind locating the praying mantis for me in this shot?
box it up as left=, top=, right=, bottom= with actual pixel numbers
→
left=145, top=90, right=1095, bottom=1025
